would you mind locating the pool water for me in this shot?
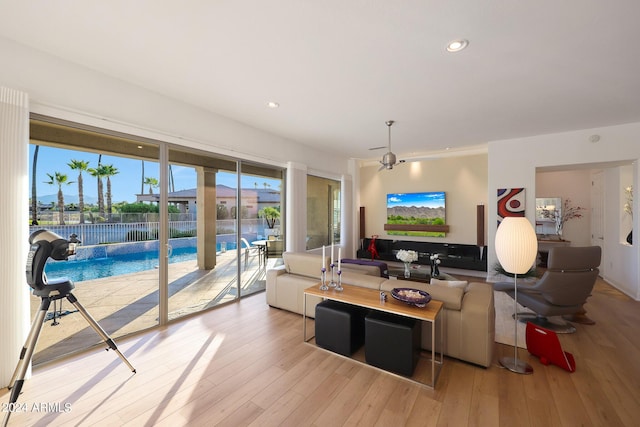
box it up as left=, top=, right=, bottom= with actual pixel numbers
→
left=44, top=246, right=198, bottom=282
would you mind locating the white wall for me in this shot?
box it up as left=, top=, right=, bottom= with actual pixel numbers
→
left=359, top=153, right=488, bottom=245
left=488, top=123, right=640, bottom=300
left=0, top=36, right=347, bottom=175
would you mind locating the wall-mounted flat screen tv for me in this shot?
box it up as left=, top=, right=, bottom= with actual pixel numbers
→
left=387, top=191, right=446, bottom=237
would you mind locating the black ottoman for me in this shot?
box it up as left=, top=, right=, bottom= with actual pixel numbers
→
left=365, top=311, right=421, bottom=376
left=315, top=300, right=366, bottom=356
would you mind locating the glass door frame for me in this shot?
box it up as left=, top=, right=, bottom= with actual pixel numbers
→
left=158, top=143, right=169, bottom=325
left=29, top=115, right=286, bottom=330
left=236, top=160, right=286, bottom=299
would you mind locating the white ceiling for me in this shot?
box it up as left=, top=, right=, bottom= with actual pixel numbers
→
left=1, top=0, right=640, bottom=161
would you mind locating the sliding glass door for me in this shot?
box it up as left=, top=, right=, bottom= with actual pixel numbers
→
left=27, top=118, right=286, bottom=364
left=164, top=152, right=285, bottom=319
left=166, top=148, right=239, bottom=319
left=28, top=118, right=160, bottom=364
left=239, top=162, right=285, bottom=296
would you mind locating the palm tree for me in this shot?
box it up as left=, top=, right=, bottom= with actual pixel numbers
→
left=88, top=165, right=109, bottom=218
left=259, top=206, right=281, bottom=229
left=45, top=172, right=74, bottom=225
left=68, top=159, right=90, bottom=224
left=31, top=145, right=39, bottom=225
left=144, top=177, right=159, bottom=195
left=102, top=164, right=119, bottom=221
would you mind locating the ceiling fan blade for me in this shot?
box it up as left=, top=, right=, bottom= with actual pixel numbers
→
left=369, top=146, right=386, bottom=151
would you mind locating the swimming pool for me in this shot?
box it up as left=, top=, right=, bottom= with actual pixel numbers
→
left=44, top=246, right=199, bottom=282
left=42, top=239, right=243, bottom=282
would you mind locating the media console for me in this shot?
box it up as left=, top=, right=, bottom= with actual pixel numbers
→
left=357, top=237, right=487, bottom=272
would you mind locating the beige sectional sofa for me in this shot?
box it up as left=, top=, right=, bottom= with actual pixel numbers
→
left=266, top=251, right=495, bottom=368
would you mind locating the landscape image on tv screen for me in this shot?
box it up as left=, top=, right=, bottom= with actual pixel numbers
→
left=387, top=191, right=446, bottom=237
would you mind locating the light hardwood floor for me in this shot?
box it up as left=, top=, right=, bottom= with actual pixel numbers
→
left=2, top=277, right=639, bottom=426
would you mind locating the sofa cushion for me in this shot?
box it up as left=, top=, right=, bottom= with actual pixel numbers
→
left=340, top=271, right=388, bottom=290
left=340, top=258, right=389, bottom=277
left=271, top=273, right=323, bottom=317
left=340, top=263, right=385, bottom=277
left=283, top=251, right=329, bottom=279
left=430, top=278, right=469, bottom=292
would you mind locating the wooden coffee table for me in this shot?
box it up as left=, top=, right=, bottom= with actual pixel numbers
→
left=303, top=283, right=444, bottom=388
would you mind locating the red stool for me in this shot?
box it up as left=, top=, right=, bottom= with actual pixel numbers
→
left=526, top=322, right=576, bottom=372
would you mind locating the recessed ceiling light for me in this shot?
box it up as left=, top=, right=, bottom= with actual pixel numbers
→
left=446, top=39, right=469, bottom=53
left=267, top=101, right=280, bottom=109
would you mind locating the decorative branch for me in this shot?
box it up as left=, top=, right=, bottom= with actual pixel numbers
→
left=624, top=186, right=633, bottom=218
left=542, top=198, right=585, bottom=237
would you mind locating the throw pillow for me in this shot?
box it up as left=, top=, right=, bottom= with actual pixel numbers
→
left=430, top=278, right=469, bottom=292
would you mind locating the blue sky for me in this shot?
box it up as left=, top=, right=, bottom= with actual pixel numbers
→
left=387, top=191, right=446, bottom=209
left=29, top=145, right=281, bottom=203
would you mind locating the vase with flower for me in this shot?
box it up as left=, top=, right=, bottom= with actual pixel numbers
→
left=396, top=249, right=418, bottom=278
left=546, top=198, right=585, bottom=240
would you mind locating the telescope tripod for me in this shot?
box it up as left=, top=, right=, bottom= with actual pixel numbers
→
left=3, top=286, right=136, bottom=427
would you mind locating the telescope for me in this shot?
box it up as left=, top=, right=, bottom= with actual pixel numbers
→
left=26, top=229, right=80, bottom=292
left=3, top=229, right=135, bottom=427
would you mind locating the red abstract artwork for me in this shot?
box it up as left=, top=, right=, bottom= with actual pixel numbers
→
left=497, top=188, right=525, bottom=225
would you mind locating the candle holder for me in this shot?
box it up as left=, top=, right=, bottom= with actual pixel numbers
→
left=319, top=267, right=329, bottom=291
left=335, top=270, right=343, bottom=292
left=329, top=263, right=337, bottom=288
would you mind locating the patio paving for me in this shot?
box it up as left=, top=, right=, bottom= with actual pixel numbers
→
left=28, top=251, right=282, bottom=365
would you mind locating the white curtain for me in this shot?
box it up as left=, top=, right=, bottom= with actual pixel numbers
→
left=286, top=162, right=307, bottom=252
left=0, top=87, right=30, bottom=387
left=341, top=174, right=353, bottom=258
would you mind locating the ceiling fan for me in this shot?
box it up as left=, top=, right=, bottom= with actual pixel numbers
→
left=376, top=120, right=405, bottom=171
